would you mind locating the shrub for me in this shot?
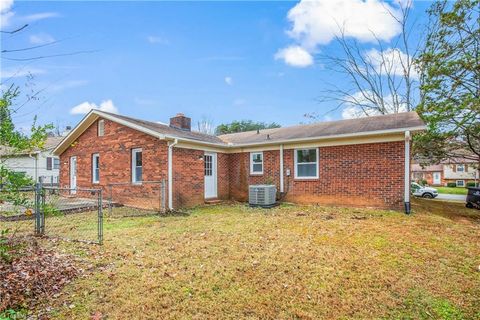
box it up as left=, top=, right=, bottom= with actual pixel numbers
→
left=421, top=179, right=428, bottom=186
left=466, top=182, right=478, bottom=187
left=447, top=182, right=457, bottom=187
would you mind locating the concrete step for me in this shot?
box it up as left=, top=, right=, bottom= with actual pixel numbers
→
left=204, top=198, right=223, bottom=204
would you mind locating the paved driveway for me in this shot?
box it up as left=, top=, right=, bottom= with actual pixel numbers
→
left=436, top=193, right=467, bottom=202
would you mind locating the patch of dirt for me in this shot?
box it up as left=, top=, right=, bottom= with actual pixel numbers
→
left=0, top=236, right=81, bottom=315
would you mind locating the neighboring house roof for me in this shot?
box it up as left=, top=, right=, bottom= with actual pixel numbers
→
left=411, top=163, right=443, bottom=172
left=53, top=109, right=426, bottom=155
left=0, top=136, right=64, bottom=156
left=218, top=112, right=424, bottom=144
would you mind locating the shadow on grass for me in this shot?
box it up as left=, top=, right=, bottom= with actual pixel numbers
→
left=412, top=198, right=480, bottom=223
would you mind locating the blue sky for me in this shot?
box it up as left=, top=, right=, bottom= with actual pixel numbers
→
left=0, top=0, right=431, bottom=132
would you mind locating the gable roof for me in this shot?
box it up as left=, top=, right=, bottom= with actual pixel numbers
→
left=53, top=109, right=425, bottom=155
left=100, top=111, right=225, bottom=144
left=218, top=112, right=425, bottom=145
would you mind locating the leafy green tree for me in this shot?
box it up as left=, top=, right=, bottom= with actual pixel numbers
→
left=415, top=0, right=479, bottom=174
left=215, top=120, right=281, bottom=135
left=0, top=84, right=53, bottom=189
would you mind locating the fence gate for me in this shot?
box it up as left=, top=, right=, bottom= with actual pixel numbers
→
left=3, top=180, right=166, bottom=244
left=35, top=186, right=103, bottom=244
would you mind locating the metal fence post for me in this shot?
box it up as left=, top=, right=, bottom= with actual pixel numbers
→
left=108, top=184, right=112, bottom=216
left=98, top=189, right=103, bottom=245
left=34, top=183, right=40, bottom=235
left=34, top=182, right=44, bottom=235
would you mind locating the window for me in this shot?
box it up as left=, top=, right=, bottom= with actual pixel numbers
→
left=46, top=157, right=52, bottom=170
left=92, top=153, right=100, bottom=183
left=53, top=158, right=60, bottom=169
left=456, top=180, right=465, bottom=187
left=294, top=148, right=319, bottom=179
left=132, top=148, right=142, bottom=183
left=98, top=119, right=105, bottom=136
left=250, top=152, right=263, bottom=174
left=204, top=154, right=213, bottom=176
left=456, top=164, right=465, bottom=172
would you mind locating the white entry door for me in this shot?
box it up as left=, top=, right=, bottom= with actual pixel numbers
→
left=433, top=172, right=441, bottom=185
left=70, top=156, right=77, bottom=194
left=204, top=152, right=217, bottom=199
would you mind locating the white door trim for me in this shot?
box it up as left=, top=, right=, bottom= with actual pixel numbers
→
left=70, top=156, right=77, bottom=194
left=204, top=152, right=217, bottom=199
left=433, top=172, right=441, bottom=185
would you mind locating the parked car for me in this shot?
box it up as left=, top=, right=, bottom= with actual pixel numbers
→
left=411, top=182, right=438, bottom=198
left=466, top=187, right=480, bottom=209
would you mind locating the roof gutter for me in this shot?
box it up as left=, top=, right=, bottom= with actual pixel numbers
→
left=163, top=125, right=426, bottom=149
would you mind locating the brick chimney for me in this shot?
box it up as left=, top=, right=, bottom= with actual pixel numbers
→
left=169, top=113, right=191, bottom=131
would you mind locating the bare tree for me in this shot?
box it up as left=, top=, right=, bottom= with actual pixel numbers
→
left=314, top=1, right=420, bottom=120
left=196, top=116, right=215, bottom=135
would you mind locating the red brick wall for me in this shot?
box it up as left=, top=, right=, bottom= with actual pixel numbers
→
left=217, top=153, right=230, bottom=200
left=172, top=147, right=204, bottom=208
left=60, top=118, right=406, bottom=210
left=59, top=119, right=227, bottom=209
left=229, top=142, right=405, bottom=209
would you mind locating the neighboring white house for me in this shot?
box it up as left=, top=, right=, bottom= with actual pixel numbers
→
left=412, top=159, right=479, bottom=187
left=0, top=136, right=64, bottom=185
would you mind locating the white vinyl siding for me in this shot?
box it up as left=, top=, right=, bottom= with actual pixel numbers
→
left=294, top=148, right=319, bottom=179
left=250, top=152, right=263, bottom=175
left=92, top=153, right=100, bottom=183
left=132, top=148, right=142, bottom=183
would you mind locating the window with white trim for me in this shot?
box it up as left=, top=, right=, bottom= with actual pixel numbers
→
left=92, top=153, right=100, bottom=183
left=250, top=152, right=263, bottom=174
left=53, top=158, right=60, bottom=169
left=294, top=148, right=319, bottom=179
left=456, top=164, right=465, bottom=172
left=456, top=180, right=465, bottom=187
left=98, top=119, right=105, bottom=136
left=132, top=148, right=142, bottom=183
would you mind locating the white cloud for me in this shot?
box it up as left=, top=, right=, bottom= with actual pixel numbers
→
left=29, top=33, right=55, bottom=45
left=1, top=3, right=60, bottom=28
left=70, top=99, right=118, bottom=115
left=341, top=91, right=407, bottom=119
left=287, top=0, right=402, bottom=49
left=23, top=12, right=60, bottom=22
left=277, top=0, right=404, bottom=67
left=147, top=35, right=169, bottom=45
left=274, top=45, right=313, bottom=67
left=364, top=48, right=418, bottom=79
left=224, top=76, right=233, bottom=85
left=0, top=67, right=45, bottom=79
left=0, top=0, right=14, bottom=28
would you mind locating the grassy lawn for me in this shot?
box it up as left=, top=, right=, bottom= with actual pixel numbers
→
left=20, top=200, right=480, bottom=319
left=436, top=187, right=469, bottom=195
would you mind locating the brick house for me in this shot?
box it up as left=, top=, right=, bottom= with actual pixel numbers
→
left=53, top=110, right=425, bottom=211
left=412, top=160, right=479, bottom=187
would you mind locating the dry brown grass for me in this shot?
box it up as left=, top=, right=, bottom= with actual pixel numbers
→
left=40, top=199, right=479, bottom=319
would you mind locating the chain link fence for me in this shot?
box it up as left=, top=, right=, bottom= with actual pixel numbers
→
left=107, top=180, right=166, bottom=217
left=2, top=180, right=166, bottom=244
left=0, top=186, right=36, bottom=237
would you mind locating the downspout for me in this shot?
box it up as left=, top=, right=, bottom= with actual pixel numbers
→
left=167, top=139, right=178, bottom=211
left=280, top=144, right=284, bottom=193
left=404, top=131, right=411, bottom=214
